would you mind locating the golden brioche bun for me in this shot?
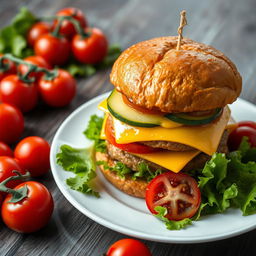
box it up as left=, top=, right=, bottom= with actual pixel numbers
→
left=110, top=36, right=242, bottom=113
left=96, top=152, right=148, bottom=198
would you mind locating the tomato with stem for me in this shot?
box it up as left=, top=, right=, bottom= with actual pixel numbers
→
left=14, top=136, right=50, bottom=177
left=0, top=142, right=13, bottom=157
left=1, top=172, right=54, bottom=233
left=38, top=69, right=76, bottom=107
left=0, top=54, right=16, bottom=81
left=0, top=103, right=24, bottom=144
left=0, top=74, right=38, bottom=112
left=53, top=7, right=87, bottom=39
left=0, top=156, right=25, bottom=191
left=34, top=34, right=70, bottom=66
left=18, top=55, right=51, bottom=82
left=106, top=239, right=152, bottom=256
left=72, top=27, right=108, bottom=64
left=146, top=172, right=201, bottom=221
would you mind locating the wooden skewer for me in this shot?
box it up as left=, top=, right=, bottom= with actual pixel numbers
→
left=176, top=10, right=187, bottom=50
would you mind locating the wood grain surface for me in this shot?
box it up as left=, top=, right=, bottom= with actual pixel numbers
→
left=0, top=0, right=256, bottom=255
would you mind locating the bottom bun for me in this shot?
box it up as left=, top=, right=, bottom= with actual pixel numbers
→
left=96, top=152, right=148, bottom=198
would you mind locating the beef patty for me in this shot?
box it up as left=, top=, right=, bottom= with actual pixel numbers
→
left=106, top=130, right=229, bottom=173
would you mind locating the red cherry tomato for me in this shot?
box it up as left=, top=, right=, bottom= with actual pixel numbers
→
left=14, top=136, right=50, bottom=177
left=238, top=121, right=256, bottom=130
left=27, top=22, right=51, bottom=47
left=0, top=103, right=24, bottom=144
left=53, top=7, right=87, bottom=39
left=106, top=239, right=152, bottom=256
left=0, top=156, right=25, bottom=190
left=2, top=181, right=54, bottom=233
left=34, top=34, right=70, bottom=66
left=105, top=117, right=160, bottom=154
left=228, top=126, right=256, bottom=151
left=38, top=69, right=76, bottom=107
left=72, top=27, right=108, bottom=64
left=0, top=54, right=16, bottom=81
left=0, top=142, right=13, bottom=157
left=18, top=55, right=51, bottom=82
left=146, top=172, right=201, bottom=221
left=0, top=75, right=38, bottom=112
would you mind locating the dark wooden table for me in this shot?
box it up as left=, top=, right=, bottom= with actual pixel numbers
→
left=0, top=0, right=256, bottom=255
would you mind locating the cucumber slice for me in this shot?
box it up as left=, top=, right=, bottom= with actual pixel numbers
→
left=165, top=108, right=223, bottom=125
left=107, top=90, right=182, bottom=128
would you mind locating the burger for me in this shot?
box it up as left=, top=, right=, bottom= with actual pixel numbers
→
left=96, top=36, right=242, bottom=198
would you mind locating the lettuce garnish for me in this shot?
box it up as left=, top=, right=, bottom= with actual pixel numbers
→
left=56, top=115, right=256, bottom=230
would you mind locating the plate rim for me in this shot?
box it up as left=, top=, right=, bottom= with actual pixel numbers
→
left=50, top=92, right=256, bottom=243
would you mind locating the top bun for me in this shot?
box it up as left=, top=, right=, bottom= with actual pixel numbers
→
left=110, top=36, right=242, bottom=113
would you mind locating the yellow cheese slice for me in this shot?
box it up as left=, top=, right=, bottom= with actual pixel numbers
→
left=112, top=107, right=230, bottom=155
left=98, top=99, right=108, bottom=113
left=100, top=114, right=200, bottom=173
left=134, top=151, right=200, bottom=173
left=100, top=114, right=107, bottom=140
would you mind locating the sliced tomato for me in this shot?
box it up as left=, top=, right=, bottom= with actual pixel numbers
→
left=146, top=172, right=201, bottom=221
left=105, top=117, right=160, bottom=154
left=122, top=94, right=163, bottom=115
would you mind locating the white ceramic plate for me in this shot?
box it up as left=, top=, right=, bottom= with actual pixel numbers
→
left=50, top=92, right=256, bottom=243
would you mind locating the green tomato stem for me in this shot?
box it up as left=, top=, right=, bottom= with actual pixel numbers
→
left=0, top=171, right=30, bottom=203
left=0, top=54, right=58, bottom=83
left=41, top=15, right=90, bottom=39
left=0, top=57, right=10, bottom=72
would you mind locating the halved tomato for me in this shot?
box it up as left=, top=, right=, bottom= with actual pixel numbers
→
left=146, top=172, right=201, bottom=221
left=105, top=117, right=160, bottom=154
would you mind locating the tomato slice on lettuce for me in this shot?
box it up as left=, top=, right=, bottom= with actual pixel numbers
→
left=105, top=117, right=160, bottom=154
left=146, top=172, right=201, bottom=221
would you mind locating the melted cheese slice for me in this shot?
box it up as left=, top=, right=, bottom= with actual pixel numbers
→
left=112, top=107, right=230, bottom=155
left=134, top=151, right=200, bottom=173
left=100, top=114, right=200, bottom=173
left=98, top=99, right=108, bottom=113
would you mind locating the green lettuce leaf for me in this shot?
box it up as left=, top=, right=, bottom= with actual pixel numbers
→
left=56, top=144, right=99, bottom=197
left=226, top=152, right=256, bottom=215
left=197, top=153, right=238, bottom=214
left=64, top=62, right=96, bottom=77
left=12, top=7, right=37, bottom=35
left=84, top=115, right=106, bottom=152
left=133, top=162, right=164, bottom=182
left=154, top=206, right=192, bottom=230
left=0, top=7, right=36, bottom=57
left=97, top=160, right=132, bottom=179
left=195, top=138, right=256, bottom=219
left=97, top=160, right=163, bottom=181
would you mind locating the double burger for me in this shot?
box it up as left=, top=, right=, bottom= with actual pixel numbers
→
left=96, top=35, right=242, bottom=198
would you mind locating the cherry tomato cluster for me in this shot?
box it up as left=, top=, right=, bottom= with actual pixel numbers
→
left=0, top=137, right=53, bottom=233
left=0, top=55, right=77, bottom=113
left=28, top=7, right=108, bottom=66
